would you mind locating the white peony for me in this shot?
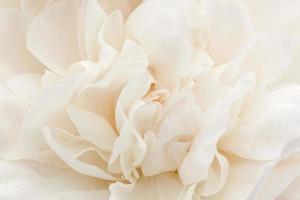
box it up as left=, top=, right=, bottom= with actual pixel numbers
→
left=0, top=0, right=300, bottom=199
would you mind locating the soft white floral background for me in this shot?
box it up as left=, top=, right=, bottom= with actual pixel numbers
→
left=0, top=0, right=300, bottom=199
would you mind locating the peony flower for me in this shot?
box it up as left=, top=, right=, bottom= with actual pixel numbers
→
left=0, top=0, right=300, bottom=199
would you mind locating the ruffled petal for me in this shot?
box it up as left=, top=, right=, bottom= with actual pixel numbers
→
left=220, top=85, right=300, bottom=160
left=200, top=153, right=229, bottom=196
left=116, top=173, right=184, bottom=200
left=126, top=1, right=192, bottom=89
left=205, top=156, right=274, bottom=200
left=21, top=67, right=99, bottom=154
left=67, top=105, right=117, bottom=152
left=179, top=74, right=255, bottom=185
left=43, top=127, right=118, bottom=181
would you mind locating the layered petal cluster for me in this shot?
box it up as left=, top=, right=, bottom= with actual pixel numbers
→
left=0, top=0, right=300, bottom=199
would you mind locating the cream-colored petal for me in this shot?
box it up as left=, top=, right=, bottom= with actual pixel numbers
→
left=243, top=0, right=300, bottom=32
left=110, top=70, right=152, bottom=179
left=109, top=182, right=135, bottom=200
left=98, top=0, right=142, bottom=18
left=158, top=89, right=202, bottom=143
left=126, top=2, right=192, bottom=89
left=0, top=84, right=27, bottom=159
left=205, top=157, right=274, bottom=200
left=27, top=0, right=81, bottom=76
left=239, top=32, right=292, bottom=87
left=76, top=39, right=148, bottom=128
left=41, top=70, right=62, bottom=88
left=195, top=66, right=230, bottom=111
left=278, top=176, right=300, bottom=200
left=20, top=0, right=49, bottom=15
left=179, top=74, right=255, bottom=185
left=21, top=69, right=98, bottom=154
left=205, top=0, right=254, bottom=64
left=67, top=105, right=117, bottom=152
left=115, top=69, right=152, bottom=130
left=50, top=190, right=110, bottom=200
left=6, top=73, right=43, bottom=104
left=220, top=84, right=300, bottom=160
left=257, top=153, right=300, bottom=199
left=97, top=10, right=124, bottom=52
left=43, top=127, right=117, bottom=181
left=124, top=173, right=184, bottom=200
left=0, top=160, right=108, bottom=200
left=200, top=153, right=229, bottom=196
left=0, top=0, right=19, bottom=8
left=0, top=8, right=43, bottom=74
left=141, top=132, right=179, bottom=176
left=77, top=0, right=106, bottom=61
left=0, top=64, right=14, bottom=82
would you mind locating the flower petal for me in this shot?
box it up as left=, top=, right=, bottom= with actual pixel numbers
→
left=67, top=105, right=117, bottom=152
left=77, top=0, right=106, bottom=61
left=27, top=0, right=81, bottom=75
left=126, top=1, right=192, bottom=89
left=0, top=8, right=43, bottom=74
left=0, top=160, right=109, bottom=200
left=205, top=0, right=254, bottom=64
left=179, top=74, right=255, bottom=185
left=6, top=73, right=42, bottom=104
left=43, top=127, right=118, bottom=181
left=220, top=85, right=300, bottom=160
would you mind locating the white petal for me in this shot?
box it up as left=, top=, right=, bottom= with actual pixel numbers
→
left=115, top=69, right=153, bottom=130
left=0, top=84, right=27, bottom=159
left=205, top=0, right=254, bottom=64
left=126, top=2, right=192, bottom=88
left=76, top=39, right=148, bottom=128
left=67, top=105, right=117, bottom=152
left=0, top=160, right=109, bottom=200
left=239, top=32, right=293, bottom=86
left=6, top=73, right=42, bottom=104
left=221, top=85, right=300, bottom=160
left=50, top=190, right=110, bottom=200
left=179, top=74, right=255, bottom=185
left=97, top=10, right=124, bottom=52
left=0, top=64, right=14, bottom=82
left=41, top=70, right=62, bottom=88
left=43, top=127, right=117, bottom=181
left=141, top=132, right=179, bottom=176
left=257, top=153, right=300, bottom=199
left=206, top=157, right=274, bottom=200
left=124, top=173, right=184, bottom=200
left=98, top=0, right=142, bottom=18
left=27, top=0, right=81, bottom=75
left=21, top=70, right=98, bottom=154
left=20, top=0, right=49, bottom=15
left=77, top=0, right=106, bottom=61
left=201, top=153, right=229, bottom=196
left=0, top=8, right=43, bottom=74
